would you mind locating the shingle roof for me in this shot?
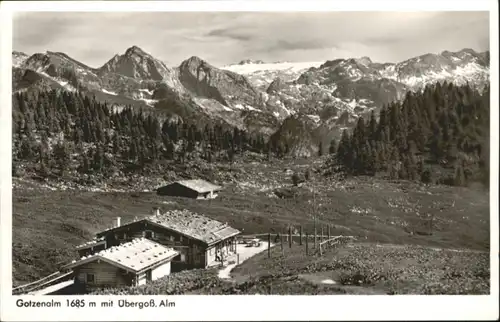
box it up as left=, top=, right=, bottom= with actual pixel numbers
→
left=64, top=238, right=178, bottom=273
left=147, top=209, right=240, bottom=245
left=75, top=236, right=106, bottom=250
left=175, top=179, right=222, bottom=193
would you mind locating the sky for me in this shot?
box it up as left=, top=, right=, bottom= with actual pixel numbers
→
left=13, top=11, right=490, bottom=68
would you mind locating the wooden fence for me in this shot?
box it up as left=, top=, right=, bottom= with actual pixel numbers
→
left=240, top=225, right=357, bottom=258
left=318, top=236, right=357, bottom=255
left=12, top=271, right=73, bottom=295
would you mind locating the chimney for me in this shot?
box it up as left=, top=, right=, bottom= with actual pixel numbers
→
left=152, top=207, right=160, bottom=217
left=115, top=217, right=121, bottom=228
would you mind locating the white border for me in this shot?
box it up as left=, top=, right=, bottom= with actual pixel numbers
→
left=1, top=1, right=498, bottom=321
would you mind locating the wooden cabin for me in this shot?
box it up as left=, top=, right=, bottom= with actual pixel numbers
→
left=84, top=208, right=240, bottom=271
left=62, top=238, right=178, bottom=289
left=76, top=236, right=107, bottom=258
left=156, top=179, right=222, bottom=199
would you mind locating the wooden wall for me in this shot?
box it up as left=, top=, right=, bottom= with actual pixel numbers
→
left=157, top=183, right=199, bottom=198
left=74, top=260, right=132, bottom=288
left=74, top=259, right=173, bottom=288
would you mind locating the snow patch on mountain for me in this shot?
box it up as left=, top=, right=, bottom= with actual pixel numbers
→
left=140, top=98, right=159, bottom=107
left=234, top=104, right=260, bottom=112
left=139, top=88, right=154, bottom=96
left=102, top=88, right=118, bottom=96
left=37, top=70, right=77, bottom=92
left=306, top=114, right=321, bottom=124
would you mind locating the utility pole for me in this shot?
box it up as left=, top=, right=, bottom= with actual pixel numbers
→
left=268, top=233, right=271, bottom=258
left=313, top=188, right=317, bottom=249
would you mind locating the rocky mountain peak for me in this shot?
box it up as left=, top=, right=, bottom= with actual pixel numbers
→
left=13, top=50, right=27, bottom=56
left=125, top=45, right=149, bottom=57
left=178, top=56, right=260, bottom=109
left=109, top=54, right=120, bottom=61
left=356, top=56, right=372, bottom=66
left=458, top=48, right=478, bottom=55
left=180, top=56, right=210, bottom=69
left=98, top=46, right=171, bottom=81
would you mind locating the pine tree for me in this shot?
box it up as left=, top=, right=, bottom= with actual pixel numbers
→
left=454, top=164, right=466, bottom=186
left=328, top=139, right=337, bottom=154
left=336, top=130, right=352, bottom=172
left=318, top=142, right=324, bottom=157
left=53, top=140, right=71, bottom=176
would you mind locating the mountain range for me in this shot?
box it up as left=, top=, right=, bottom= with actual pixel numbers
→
left=12, top=46, right=490, bottom=157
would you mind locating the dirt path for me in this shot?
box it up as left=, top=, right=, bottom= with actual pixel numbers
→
left=218, top=241, right=275, bottom=279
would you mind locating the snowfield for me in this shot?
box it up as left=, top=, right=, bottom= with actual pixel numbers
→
left=37, top=71, right=77, bottom=92
left=221, top=61, right=324, bottom=74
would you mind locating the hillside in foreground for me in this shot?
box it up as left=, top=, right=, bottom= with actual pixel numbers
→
left=91, top=243, right=488, bottom=295
left=13, top=158, right=489, bottom=294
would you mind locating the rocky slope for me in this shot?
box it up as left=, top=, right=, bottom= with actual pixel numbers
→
left=12, top=46, right=489, bottom=157
left=12, top=51, right=29, bottom=67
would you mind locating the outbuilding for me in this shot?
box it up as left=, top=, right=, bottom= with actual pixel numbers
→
left=156, top=179, right=222, bottom=199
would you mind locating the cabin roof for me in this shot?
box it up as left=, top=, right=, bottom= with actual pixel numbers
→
left=75, top=236, right=106, bottom=250
left=172, top=179, right=222, bottom=193
left=146, top=209, right=240, bottom=245
left=97, top=209, right=240, bottom=245
left=63, top=238, right=178, bottom=273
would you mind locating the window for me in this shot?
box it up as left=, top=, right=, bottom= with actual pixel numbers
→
left=145, top=231, right=154, bottom=239
left=86, top=273, right=95, bottom=284
left=169, top=236, right=174, bottom=241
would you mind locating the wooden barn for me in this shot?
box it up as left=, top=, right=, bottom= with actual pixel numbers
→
left=84, top=208, right=240, bottom=271
left=156, top=179, right=222, bottom=199
left=62, top=238, right=178, bottom=289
